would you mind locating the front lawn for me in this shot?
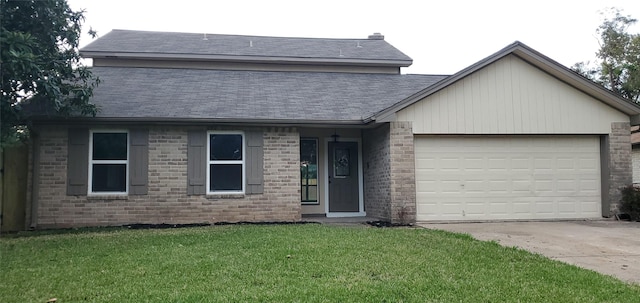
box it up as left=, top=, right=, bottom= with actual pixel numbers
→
left=1, top=224, right=638, bottom=302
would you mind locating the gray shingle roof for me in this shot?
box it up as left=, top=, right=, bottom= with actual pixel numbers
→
left=84, top=67, right=446, bottom=122
left=81, top=30, right=412, bottom=65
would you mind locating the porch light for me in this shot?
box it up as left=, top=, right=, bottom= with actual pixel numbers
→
left=331, top=131, right=340, bottom=142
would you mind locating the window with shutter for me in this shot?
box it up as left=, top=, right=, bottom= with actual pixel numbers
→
left=89, top=130, right=129, bottom=194
left=188, top=130, right=264, bottom=196
left=67, top=128, right=149, bottom=196
left=207, top=131, right=245, bottom=194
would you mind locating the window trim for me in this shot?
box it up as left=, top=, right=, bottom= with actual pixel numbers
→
left=88, top=129, right=130, bottom=196
left=206, top=130, right=246, bottom=195
left=300, top=137, right=319, bottom=205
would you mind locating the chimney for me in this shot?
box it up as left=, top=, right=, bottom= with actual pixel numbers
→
left=368, top=32, right=384, bottom=40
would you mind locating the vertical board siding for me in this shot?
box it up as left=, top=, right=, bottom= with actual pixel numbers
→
left=397, top=55, right=629, bottom=134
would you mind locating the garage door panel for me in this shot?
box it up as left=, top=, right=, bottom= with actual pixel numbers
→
left=463, top=158, right=484, bottom=170
left=512, top=202, right=532, bottom=214
left=557, top=158, right=576, bottom=169
left=415, top=136, right=601, bottom=221
left=580, top=179, right=599, bottom=192
left=488, top=180, right=509, bottom=193
left=511, top=158, right=531, bottom=170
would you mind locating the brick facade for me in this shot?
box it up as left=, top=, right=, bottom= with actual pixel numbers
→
left=30, top=126, right=301, bottom=228
left=362, top=124, right=391, bottom=220
left=29, top=120, right=631, bottom=228
left=388, top=122, right=416, bottom=224
left=608, top=122, right=633, bottom=215
left=363, top=122, right=417, bottom=224
left=632, top=148, right=640, bottom=184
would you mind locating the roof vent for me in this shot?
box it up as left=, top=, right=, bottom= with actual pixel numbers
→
left=368, top=33, right=384, bottom=40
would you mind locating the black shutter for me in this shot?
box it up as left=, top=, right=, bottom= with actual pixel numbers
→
left=129, top=129, right=149, bottom=195
left=245, top=130, right=264, bottom=194
left=187, top=130, right=206, bottom=195
left=67, top=128, right=89, bottom=195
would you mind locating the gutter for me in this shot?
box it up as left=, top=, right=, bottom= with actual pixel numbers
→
left=80, top=51, right=413, bottom=68
left=29, top=116, right=382, bottom=128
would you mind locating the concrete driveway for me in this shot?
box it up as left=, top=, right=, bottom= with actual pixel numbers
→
left=421, top=220, right=640, bottom=284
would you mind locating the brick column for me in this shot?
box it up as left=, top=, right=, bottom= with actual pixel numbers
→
left=389, top=122, right=416, bottom=224
left=362, top=124, right=391, bottom=220
left=608, top=122, right=632, bottom=215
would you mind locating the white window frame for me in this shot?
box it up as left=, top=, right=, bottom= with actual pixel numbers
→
left=207, top=130, right=245, bottom=194
left=88, top=129, right=129, bottom=195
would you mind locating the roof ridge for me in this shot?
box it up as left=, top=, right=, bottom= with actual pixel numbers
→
left=106, top=29, right=380, bottom=41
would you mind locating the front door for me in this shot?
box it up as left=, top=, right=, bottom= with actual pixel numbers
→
left=328, top=141, right=359, bottom=212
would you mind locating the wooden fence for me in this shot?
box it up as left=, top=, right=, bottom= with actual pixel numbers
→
left=0, top=144, right=29, bottom=232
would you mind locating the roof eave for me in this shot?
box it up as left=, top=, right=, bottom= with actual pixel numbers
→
left=80, top=51, right=413, bottom=67
left=29, top=116, right=372, bottom=127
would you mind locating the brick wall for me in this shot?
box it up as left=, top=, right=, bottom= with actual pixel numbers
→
left=388, top=122, right=416, bottom=224
left=632, top=148, right=640, bottom=184
left=32, top=126, right=301, bottom=228
left=363, top=122, right=417, bottom=224
left=362, top=124, right=391, bottom=220
left=608, top=122, right=632, bottom=215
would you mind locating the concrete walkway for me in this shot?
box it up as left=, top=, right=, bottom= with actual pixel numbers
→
left=420, top=220, right=640, bottom=284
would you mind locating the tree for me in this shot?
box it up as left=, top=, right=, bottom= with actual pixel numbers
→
left=1, top=0, right=99, bottom=146
left=572, top=8, right=640, bottom=103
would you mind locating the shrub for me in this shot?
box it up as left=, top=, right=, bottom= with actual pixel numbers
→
left=619, top=185, right=640, bottom=221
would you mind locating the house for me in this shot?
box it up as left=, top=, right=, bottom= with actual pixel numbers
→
left=25, top=30, right=640, bottom=228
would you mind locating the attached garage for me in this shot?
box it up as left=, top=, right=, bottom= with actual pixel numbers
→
left=415, top=136, right=602, bottom=221
left=375, top=42, right=640, bottom=222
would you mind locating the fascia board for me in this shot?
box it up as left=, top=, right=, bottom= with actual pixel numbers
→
left=29, top=116, right=372, bottom=127
left=80, top=51, right=413, bottom=67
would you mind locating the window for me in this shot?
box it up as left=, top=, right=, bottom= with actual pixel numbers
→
left=300, top=138, right=318, bottom=204
left=208, top=131, right=245, bottom=194
left=334, top=147, right=350, bottom=177
left=89, top=131, right=128, bottom=194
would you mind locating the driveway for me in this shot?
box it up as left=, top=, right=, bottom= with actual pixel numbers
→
left=420, top=220, right=640, bottom=284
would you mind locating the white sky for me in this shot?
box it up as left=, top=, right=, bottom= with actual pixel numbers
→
left=68, top=0, right=640, bottom=75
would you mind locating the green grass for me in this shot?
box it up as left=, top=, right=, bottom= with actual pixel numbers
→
left=1, top=224, right=639, bottom=302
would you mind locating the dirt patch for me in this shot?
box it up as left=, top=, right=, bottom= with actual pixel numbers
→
left=126, top=223, right=210, bottom=229
left=366, top=220, right=413, bottom=228
left=127, top=221, right=320, bottom=229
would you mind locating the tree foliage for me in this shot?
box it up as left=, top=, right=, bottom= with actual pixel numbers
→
left=572, top=8, right=640, bottom=103
left=1, top=0, right=99, bottom=145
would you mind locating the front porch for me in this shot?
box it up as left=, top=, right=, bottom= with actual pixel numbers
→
left=299, top=122, right=416, bottom=224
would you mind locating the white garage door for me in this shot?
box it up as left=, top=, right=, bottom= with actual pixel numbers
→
left=415, top=136, right=602, bottom=221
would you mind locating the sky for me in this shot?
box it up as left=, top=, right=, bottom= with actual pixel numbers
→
left=67, top=0, right=640, bottom=75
